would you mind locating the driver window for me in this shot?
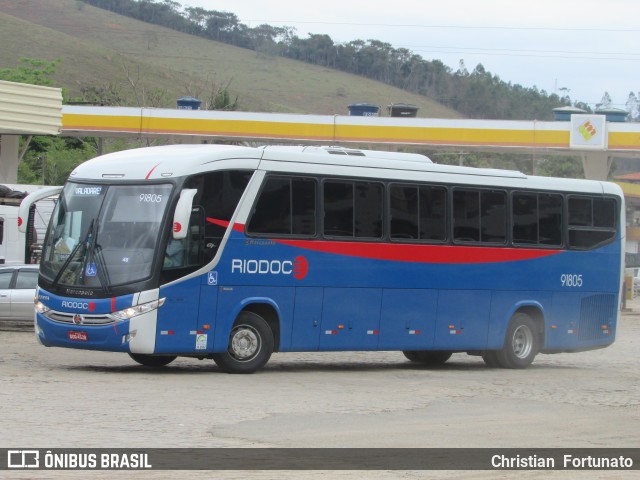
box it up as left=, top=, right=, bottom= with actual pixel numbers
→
left=163, top=206, right=204, bottom=270
left=160, top=170, right=252, bottom=283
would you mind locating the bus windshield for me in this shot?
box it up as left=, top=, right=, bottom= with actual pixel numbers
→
left=40, top=182, right=173, bottom=290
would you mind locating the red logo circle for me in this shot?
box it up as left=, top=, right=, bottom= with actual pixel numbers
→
left=293, top=256, right=308, bottom=280
left=173, top=222, right=182, bottom=233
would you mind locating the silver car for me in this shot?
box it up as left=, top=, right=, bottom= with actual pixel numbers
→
left=0, top=265, right=38, bottom=325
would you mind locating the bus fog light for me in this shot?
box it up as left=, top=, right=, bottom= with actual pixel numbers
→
left=122, top=330, right=137, bottom=344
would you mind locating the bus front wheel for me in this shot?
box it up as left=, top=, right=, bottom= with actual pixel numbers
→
left=128, top=353, right=177, bottom=367
left=403, top=350, right=452, bottom=366
left=212, top=311, right=274, bottom=374
left=484, top=313, right=539, bottom=369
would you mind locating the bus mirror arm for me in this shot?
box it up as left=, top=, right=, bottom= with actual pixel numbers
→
left=172, top=189, right=198, bottom=240
left=18, top=186, right=63, bottom=233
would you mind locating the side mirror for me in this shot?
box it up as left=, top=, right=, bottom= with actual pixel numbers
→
left=18, top=186, right=63, bottom=233
left=172, top=189, right=197, bottom=240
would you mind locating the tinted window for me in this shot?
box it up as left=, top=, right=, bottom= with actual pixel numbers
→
left=481, top=191, right=506, bottom=243
left=539, top=195, right=563, bottom=246
left=324, top=182, right=353, bottom=237
left=248, top=177, right=316, bottom=236
left=568, top=196, right=617, bottom=249
left=355, top=182, right=383, bottom=238
left=513, top=193, right=562, bottom=247
left=453, top=190, right=480, bottom=242
left=390, top=185, right=446, bottom=242
left=161, top=170, right=252, bottom=284
left=195, top=170, right=253, bottom=234
left=324, top=180, right=383, bottom=239
left=453, top=189, right=506, bottom=244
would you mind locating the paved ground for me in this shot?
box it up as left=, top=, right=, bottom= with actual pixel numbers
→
left=1, top=301, right=639, bottom=479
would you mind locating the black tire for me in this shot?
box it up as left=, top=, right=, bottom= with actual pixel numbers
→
left=128, top=352, right=177, bottom=367
left=212, top=311, right=274, bottom=374
left=481, top=350, right=501, bottom=368
left=402, top=350, right=452, bottom=366
left=492, top=312, right=540, bottom=369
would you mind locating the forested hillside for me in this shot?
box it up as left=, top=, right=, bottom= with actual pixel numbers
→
left=0, top=0, right=460, bottom=117
left=0, top=0, right=592, bottom=183
left=82, top=0, right=580, bottom=120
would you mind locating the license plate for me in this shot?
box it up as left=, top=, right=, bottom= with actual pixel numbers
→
left=68, top=330, right=88, bottom=341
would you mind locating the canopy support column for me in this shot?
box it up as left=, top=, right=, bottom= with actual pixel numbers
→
left=580, top=152, right=613, bottom=180
left=0, top=134, right=20, bottom=183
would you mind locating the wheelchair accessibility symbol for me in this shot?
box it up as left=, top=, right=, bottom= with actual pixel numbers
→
left=208, top=271, right=218, bottom=285
left=85, top=262, right=97, bottom=277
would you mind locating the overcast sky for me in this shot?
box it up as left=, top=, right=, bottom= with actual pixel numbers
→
left=182, top=0, right=639, bottom=110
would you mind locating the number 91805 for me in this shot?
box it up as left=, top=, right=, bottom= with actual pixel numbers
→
left=139, top=193, right=163, bottom=203
left=561, top=274, right=583, bottom=287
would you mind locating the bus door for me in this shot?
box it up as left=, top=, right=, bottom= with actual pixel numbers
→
left=156, top=206, right=211, bottom=354
left=319, top=288, right=382, bottom=350
left=156, top=276, right=204, bottom=353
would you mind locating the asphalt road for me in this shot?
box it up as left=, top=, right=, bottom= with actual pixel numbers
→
left=1, top=311, right=639, bottom=479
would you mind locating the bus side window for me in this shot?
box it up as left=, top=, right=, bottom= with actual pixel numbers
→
left=387, top=184, right=449, bottom=243
left=513, top=192, right=562, bottom=247
left=199, top=170, right=252, bottom=254
left=323, top=180, right=383, bottom=239
left=247, top=176, right=316, bottom=236
left=164, top=206, right=205, bottom=269
left=568, top=196, right=617, bottom=249
left=161, top=170, right=252, bottom=284
left=453, top=189, right=506, bottom=245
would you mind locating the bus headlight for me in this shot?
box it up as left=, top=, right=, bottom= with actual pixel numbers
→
left=35, top=300, right=50, bottom=314
left=108, top=298, right=165, bottom=321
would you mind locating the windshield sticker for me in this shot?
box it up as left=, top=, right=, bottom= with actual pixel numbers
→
left=85, top=263, right=97, bottom=277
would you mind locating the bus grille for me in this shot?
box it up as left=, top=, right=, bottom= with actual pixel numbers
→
left=579, top=294, right=616, bottom=340
left=45, top=311, right=114, bottom=326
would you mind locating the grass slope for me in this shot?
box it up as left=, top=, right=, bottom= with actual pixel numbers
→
left=0, top=0, right=461, bottom=117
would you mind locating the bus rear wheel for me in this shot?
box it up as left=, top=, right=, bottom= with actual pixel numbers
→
left=403, top=350, right=452, bottom=366
left=212, top=311, right=274, bottom=374
left=485, top=313, right=539, bottom=369
left=128, top=353, right=177, bottom=367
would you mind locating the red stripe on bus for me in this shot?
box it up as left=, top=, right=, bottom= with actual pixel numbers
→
left=274, top=239, right=560, bottom=264
left=206, top=217, right=244, bottom=232
left=145, top=162, right=161, bottom=179
left=205, top=218, right=560, bottom=263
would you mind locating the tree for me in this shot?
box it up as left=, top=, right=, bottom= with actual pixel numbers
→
left=598, top=92, right=613, bottom=110
left=0, top=57, right=98, bottom=183
left=182, top=75, right=238, bottom=111
left=0, top=57, right=60, bottom=86
left=537, top=156, right=584, bottom=179
left=78, top=0, right=593, bottom=120
left=626, top=92, right=639, bottom=122
left=18, top=137, right=96, bottom=185
left=455, top=59, right=469, bottom=77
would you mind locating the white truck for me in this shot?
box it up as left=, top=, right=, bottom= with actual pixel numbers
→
left=0, top=184, right=58, bottom=265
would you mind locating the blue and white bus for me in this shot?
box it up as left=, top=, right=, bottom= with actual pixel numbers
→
left=22, top=145, right=624, bottom=373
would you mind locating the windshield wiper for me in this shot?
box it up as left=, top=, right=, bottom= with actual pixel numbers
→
left=89, top=243, right=112, bottom=296
left=51, top=219, right=95, bottom=289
